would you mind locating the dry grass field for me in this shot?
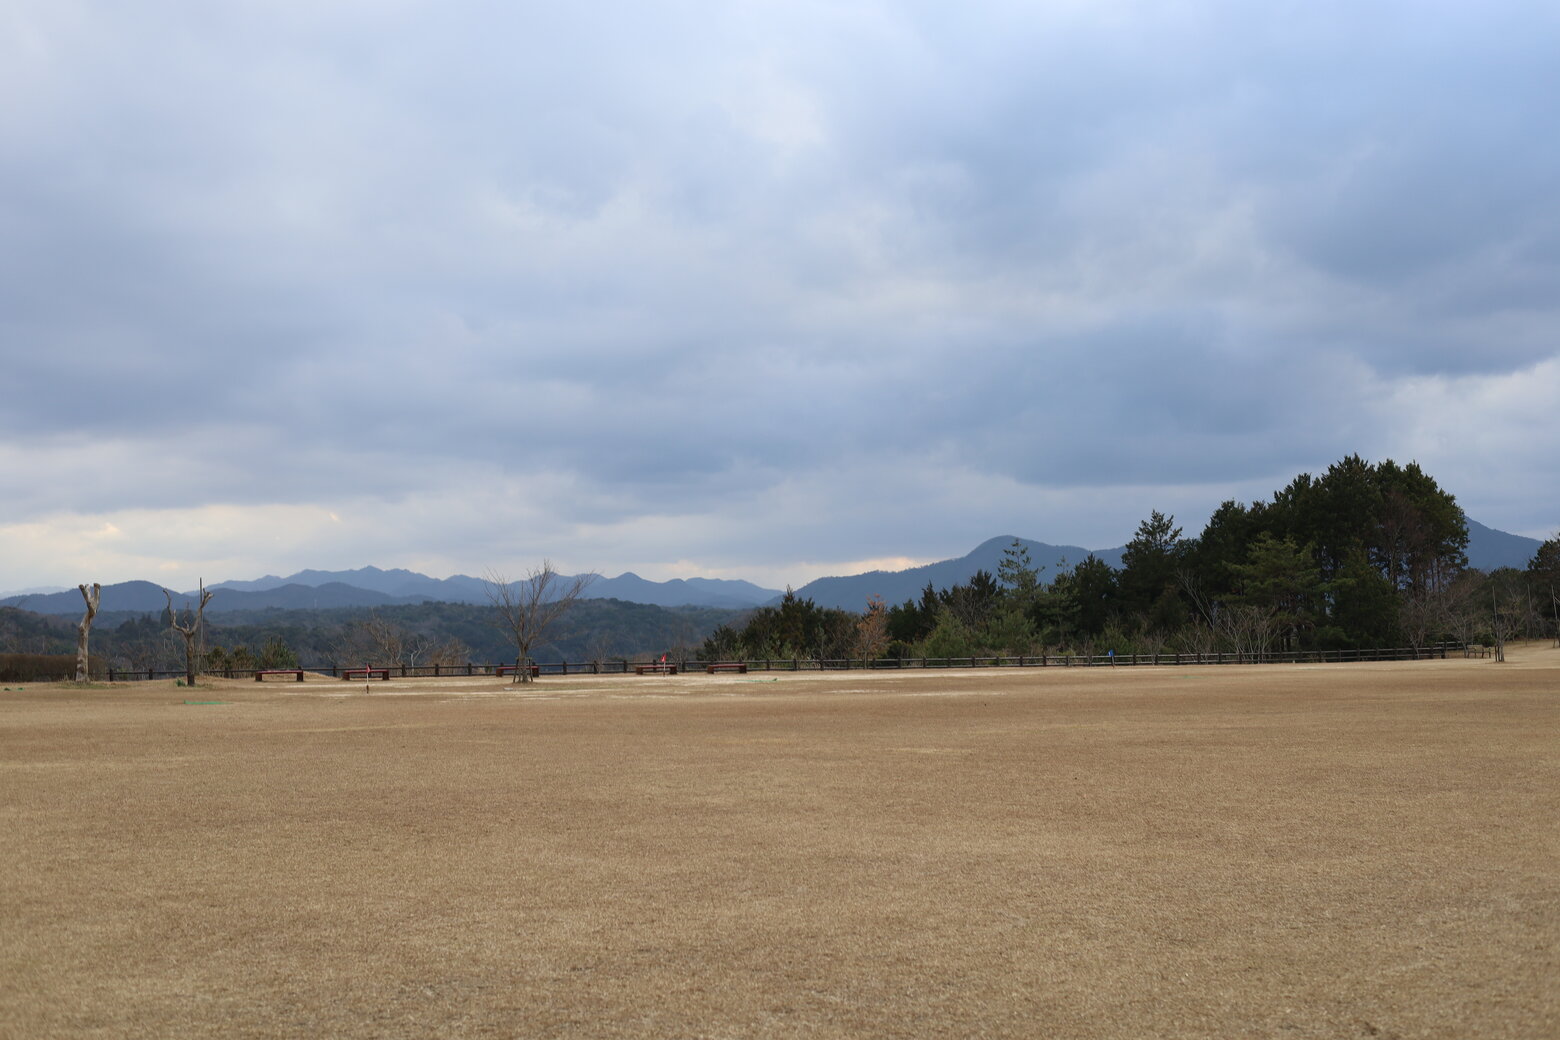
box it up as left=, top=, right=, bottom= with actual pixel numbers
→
left=3, top=647, right=1557, bottom=1039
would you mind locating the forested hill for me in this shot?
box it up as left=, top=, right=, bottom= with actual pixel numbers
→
left=787, top=520, right=1540, bottom=612
left=790, top=537, right=1127, bottom=612
left=1464, top=519, right=1546, bottom=572
left=0, top=598, right=746, bottom=673
left=698, top=457, right=1558, bottom=665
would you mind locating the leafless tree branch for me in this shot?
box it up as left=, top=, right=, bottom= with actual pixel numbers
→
left=483, top=561, right=596, bottom=683
left=165, top=581, right=214, bottom=687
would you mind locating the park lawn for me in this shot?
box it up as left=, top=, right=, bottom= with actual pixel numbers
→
left=2, top=647, right=1557, bottom=1038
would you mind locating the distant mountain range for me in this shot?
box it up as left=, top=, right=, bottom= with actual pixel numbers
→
left=0, top=570, right=781, bottom=617
left=206, top=567, right=775, bottom=610
left=1, top=521, right=1543, bottom=616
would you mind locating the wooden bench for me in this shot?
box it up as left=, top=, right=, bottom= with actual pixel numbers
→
left=635, top=663, right=678, bottom=675
left=495, top=664, right=541, bottom=678
left=255, top=669, right=305, bottom=682
left=341, top=668, right=391, bottom=681
left=706, top=662, right=748, bottom=674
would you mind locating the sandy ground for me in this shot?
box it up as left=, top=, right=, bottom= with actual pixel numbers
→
left=2, top=646, right=1556, bottom=1039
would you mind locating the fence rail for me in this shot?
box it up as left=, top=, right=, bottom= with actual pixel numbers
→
left=102, top=645, right=1454, bottom=683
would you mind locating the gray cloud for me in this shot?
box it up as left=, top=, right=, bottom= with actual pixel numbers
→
left=3, top=1, right=1558, bottom=588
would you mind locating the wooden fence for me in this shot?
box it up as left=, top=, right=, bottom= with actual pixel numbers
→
left=103, top=644, right=1453, bottom=683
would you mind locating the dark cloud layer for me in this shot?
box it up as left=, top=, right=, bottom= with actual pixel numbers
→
left=3, top=1, right=1557, bottom=587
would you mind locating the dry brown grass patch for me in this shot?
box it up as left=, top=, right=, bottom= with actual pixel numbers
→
left=3, top=647, right=1557, bottom=1038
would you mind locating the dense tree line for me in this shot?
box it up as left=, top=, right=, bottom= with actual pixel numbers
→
left=701, top=456, right=1559, bottom=661
left=697, top=590, right=860, bottom=663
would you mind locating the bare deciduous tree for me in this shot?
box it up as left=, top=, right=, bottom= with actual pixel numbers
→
left=75, top=583, right=101, bottom=682
left=483, top=562, right=595, bottom=683
left=402, top=631, right=436, bottom=669
left=327, top=614, right=414, bottom=671
left=165, top=581, right=214, bottom=687
left=364, top=613, right=406, bottom=666
left=427, top=636, right=470, bottom=669
left=854, top=595, right=890, bottom=662
left=1179, top=570, right=1278, bottom=661
left=1180, top=617, right=1219, bottom=658
left=1222, top=603, right=1280, bottom=662
left=583, top=630, right=617, bottom=674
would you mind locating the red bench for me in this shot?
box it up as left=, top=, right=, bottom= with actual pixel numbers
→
left=635, top=663, right=678, bottom=675
left=341, top=668, right=390, bottom=681
left=255, top=669, right=305, bottom=682
left=706, top=663, right=748, bottom=674
left=495, top=664, right=541, bottom=678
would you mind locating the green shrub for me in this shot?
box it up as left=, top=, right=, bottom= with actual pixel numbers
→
left=258, top=636, right=298, bottom=669
left=918, top=612, right=979, bottom=659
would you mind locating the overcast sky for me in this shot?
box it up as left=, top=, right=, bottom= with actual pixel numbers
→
left=4, top=1, right=1558, bottom=593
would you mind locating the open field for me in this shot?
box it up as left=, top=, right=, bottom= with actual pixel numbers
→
left=3, top=648, right=1557, bottom=1038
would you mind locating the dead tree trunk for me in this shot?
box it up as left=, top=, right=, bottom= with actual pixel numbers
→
left=165, top=581, right=214, bottom=686
left=75, top=583, right=101, bottom=682
left=1491, top=585, right=1506, bottom=663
